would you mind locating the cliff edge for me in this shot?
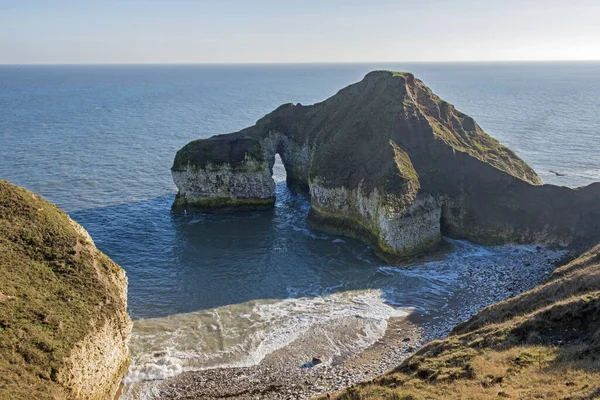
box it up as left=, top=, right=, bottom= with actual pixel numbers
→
left=172, top=71, right=600, bottom=262
left=0, top=180, right=132, bottom=400
left=324, top=243, right=600, bottom=399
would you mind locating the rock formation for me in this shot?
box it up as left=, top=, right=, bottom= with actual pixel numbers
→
left=172, top=71, right=600, bottom=262
left=0, top=180, right=132, bottom=400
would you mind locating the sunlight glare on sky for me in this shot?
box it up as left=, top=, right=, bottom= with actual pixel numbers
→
left=1, top=0, right=599, bottom=64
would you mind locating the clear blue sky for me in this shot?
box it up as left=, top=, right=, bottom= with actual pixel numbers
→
left=1, top=0, right=599, bottom=64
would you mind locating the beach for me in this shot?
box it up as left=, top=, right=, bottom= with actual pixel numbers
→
left=120, top=243, right=567, bottom=399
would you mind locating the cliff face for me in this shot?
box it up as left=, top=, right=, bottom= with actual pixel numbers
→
left=326, top=243, right=600, bottom=399
left=172, top=137, right=276, bottom=211
left=0, top=180, right=132, bottom=400
left=172, top=71, right=600, bottom=261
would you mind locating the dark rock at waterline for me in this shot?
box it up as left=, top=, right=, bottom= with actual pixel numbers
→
left=301, top=357, right=324, bottom=368
left=171, top=71, right=600, bottom=262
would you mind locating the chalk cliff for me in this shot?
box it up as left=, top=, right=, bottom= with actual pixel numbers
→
left=0, top=180, right=132, bottom=400
left=172, top=71, right=600, bottom=261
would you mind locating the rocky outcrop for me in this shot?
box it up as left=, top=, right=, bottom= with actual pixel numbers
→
left=172, top=71, right=600, bottom=261
left=0, top=180, right=132, bottom=400
left=172, top=137, right=276, bottom=211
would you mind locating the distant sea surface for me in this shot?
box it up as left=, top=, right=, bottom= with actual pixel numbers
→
left=1, top=63, right=598, bottom=385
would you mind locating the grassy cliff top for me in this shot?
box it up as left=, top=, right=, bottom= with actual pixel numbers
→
left=324, top=243, right=600, bottom=399
left=173, top=70, right=541, bottom=192
left=357, top=71, right=541, bottom=185
left=0, top=180, right=128, bottom=400
left=395, top=71, right=542, bottom=185
left=172, top=133, right=264, bottom=172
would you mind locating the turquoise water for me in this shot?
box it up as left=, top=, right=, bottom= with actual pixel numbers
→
left=0, top=63, right=598, bottom=387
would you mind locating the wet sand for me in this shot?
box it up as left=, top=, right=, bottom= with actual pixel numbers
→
left=151, top=318, right=421, bottom=399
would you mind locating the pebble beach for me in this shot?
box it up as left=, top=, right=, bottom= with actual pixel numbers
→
left=129, top=244, right=568, bottom=400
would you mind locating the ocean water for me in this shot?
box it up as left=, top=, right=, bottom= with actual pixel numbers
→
left=1, top=63, right=598, bottom=393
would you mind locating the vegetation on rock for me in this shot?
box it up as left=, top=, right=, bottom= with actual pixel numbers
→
left=323, top=244, right=600, bottom=399
left=172, top=71, right=600, bottom=261
left=172, top=135, right=265, bottom=172
left=0, top=180, right=131, bottom=400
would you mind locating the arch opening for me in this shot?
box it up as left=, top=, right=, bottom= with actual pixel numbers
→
left=272, top=153, right=287, bottom=184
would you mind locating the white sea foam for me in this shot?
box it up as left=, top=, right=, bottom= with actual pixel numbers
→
left=121, top=239, right=567, bottom=400
left=123, top=289, right=406, bottom=387
left=578, top=169, right=600, bottom=181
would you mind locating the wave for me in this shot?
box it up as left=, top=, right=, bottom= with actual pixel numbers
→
left=123, top=289, right=407, bottom=385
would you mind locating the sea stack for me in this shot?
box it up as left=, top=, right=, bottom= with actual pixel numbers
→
left=172, top=71, right=600, bottom=262
left=0, top=180, right=132, bottom=400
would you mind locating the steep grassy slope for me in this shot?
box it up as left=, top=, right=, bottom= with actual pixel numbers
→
left=173, top=71, right=541, bottom=190
left=325, top=244, right=600, bottom=399
left=0, top=180, right=131, bottom=400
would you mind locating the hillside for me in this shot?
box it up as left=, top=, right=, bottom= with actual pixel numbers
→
left=0, top=180, right=132, bottom=400
left=325, top=243, right=600, bottom=399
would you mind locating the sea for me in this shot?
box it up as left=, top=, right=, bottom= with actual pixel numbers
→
left=0, top=62, right=598, bottom=396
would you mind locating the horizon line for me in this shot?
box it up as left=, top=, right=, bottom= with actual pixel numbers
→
left=1, top=59, right=600, bottom=67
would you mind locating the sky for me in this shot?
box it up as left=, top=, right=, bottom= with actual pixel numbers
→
left=1, top=0, right=599, bottom=64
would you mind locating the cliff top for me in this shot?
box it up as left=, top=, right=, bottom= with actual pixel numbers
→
left=172, top=70, right=541, bottom=188
left=0, top=180, right=128, bottom=399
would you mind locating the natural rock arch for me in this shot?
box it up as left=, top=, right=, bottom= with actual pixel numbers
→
left=171, top=71, right=600, bottom=263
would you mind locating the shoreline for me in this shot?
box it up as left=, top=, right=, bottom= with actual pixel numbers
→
left=120, top=243, right=567, bottom=399
left=152, top=317, right=422, bottom=400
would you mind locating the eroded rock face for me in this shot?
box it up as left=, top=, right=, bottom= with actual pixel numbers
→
left=308, top=182, right=443, bottom=260
left=172, top=160, right=276, bottom=211
left=172, top=132, right=313, bottom=211
left=0, top=180, right=132, bottom=400
left=171, top=71, right=600, bottom=261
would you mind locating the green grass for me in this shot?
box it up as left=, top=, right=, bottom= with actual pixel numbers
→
left=0, top=180, right=127, bottom=399
left=400, top=75, right=543, bottom=186
left=323, top=244, right=600, bottom=400
left=172, top=134, right=265, bottom=172
left=389, top=140, right=420, bottom=185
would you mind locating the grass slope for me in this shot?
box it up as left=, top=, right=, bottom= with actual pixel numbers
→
left=324, top=244, right=600, bottom=399
left=0, top=180, right=127, bottom=400
left=173, top=71, right=542, bottom=191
